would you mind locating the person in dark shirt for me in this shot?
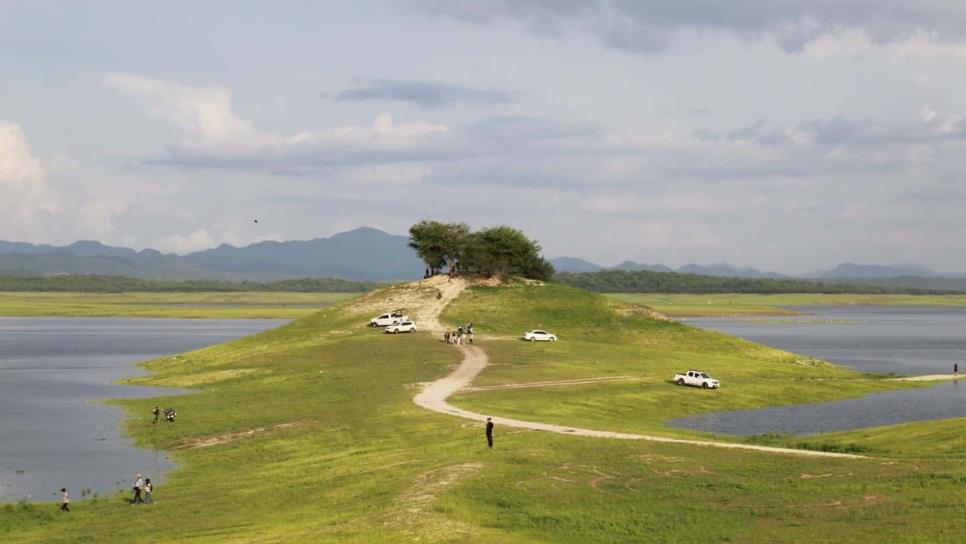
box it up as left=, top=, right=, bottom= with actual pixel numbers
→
left=485, top=417, right=494, bottom=448
left=152, top=406, right=160, bottom=425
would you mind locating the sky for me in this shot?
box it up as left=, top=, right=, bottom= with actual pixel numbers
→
left=2, top=1, right=966, bottom=274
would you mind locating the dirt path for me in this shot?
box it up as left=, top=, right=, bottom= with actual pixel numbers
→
left=414, top=348, right=868, bottom=460
left=893, top=374, right=962, bottom=382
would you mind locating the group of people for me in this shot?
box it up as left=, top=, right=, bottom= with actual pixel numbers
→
left=130, top=472, right=155, bottom=505
left=152, top=405, right=177, bottom=424
left=443, top=323, right=474, bottom=345
left=59, top=472, right=155, bottom=512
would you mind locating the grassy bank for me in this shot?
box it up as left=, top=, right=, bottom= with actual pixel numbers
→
left=608, top=292, right=966, bottom=316
left=0, top=291, right=356, bottom=319
left=4, top=281, right=966, bottom=542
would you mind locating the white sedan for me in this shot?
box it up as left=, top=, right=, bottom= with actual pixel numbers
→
left=523, top=330, right=557, bottom=342
left=385, top=321, right=417, bottom=334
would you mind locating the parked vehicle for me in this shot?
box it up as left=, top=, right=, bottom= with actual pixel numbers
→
left=385, top=321, right=417, bottom=334
left=370, top=310, right=407, bottom=327
left=523, top=330, right=557, bottom=342
left=673, top=370, right=720, bottom=389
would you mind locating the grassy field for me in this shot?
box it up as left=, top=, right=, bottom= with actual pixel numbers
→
left=0, top=291, right=356, bottom=319
left=3, top=281, right=966, bottom=542
left=607, top=292, right=966, bottom=316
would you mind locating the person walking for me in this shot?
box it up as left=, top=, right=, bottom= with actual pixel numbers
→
left=144, top=478, right=154, bottom=503
left=131, top=473, right=144, bottom=504
left=485, top=417, right=494, bottom=448
left=955, top=363, right=959, bottom=376
left=152, top=405, right=160, bottom=425
left=60, top=488, right=70, bottom=512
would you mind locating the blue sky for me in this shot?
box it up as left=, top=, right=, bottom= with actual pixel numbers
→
left=3, top=1, right=966, bottom=273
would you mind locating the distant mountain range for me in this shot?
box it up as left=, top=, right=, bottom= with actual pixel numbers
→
left=550, top=257, right=964, bottom=280
left=2, top=229, right=963, bottom=286
left=0, top=228, right=424, bottom=282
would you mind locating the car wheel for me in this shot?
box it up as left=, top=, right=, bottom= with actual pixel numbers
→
left=529, top=337, right=535, bottom=342
left=393, top=329, right=399, bottom=334
left=702, top=382, right=709, bottom=389
left=550, top=337, right=556, bottom=342
left=677, top=378, right=685, bottom=386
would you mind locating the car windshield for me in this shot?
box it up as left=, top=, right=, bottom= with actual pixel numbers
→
left=533, top=331, right=546, bottom=334
left=700, top=373, right=711, bottom=379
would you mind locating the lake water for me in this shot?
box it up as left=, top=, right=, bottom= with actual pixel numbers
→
left=669, top=306, right=966, bottom=435
left=0, top=317, right=286, bottom=502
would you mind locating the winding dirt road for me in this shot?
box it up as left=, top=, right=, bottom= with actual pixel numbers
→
left=414, top=344, right=868, bottom=459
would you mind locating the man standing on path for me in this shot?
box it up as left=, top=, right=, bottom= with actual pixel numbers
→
left=485, top=417, right=494, bottom=448
left=132, top=473, right=144, bottom=504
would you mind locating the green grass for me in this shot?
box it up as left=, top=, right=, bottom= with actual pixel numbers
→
left=0, top=291, right=356, bottom=319
left=4, top=281, right=966, bottom=542
left=444, top=283, right=921, bottom=437
left=607, top=292, right=966, bottom=316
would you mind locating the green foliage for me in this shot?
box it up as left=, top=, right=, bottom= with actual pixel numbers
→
left=409, top=221, right=553, bottom=281
left=463, top=226, right=554, bottom=281
left=0, top=275, right=378, bottom=293
left=408, top=220, right=470, bottom=271
left=557, top=269, right=949, bottom=294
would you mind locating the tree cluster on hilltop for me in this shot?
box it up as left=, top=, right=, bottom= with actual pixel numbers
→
left=555, top=269, right=952, bottom=294
left=408, top=221, right=554, bottom=281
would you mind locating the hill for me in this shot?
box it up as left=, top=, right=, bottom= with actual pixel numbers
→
left=0, top=228, right=424, bottom=281
left=5, top=279, right=966, bottom=542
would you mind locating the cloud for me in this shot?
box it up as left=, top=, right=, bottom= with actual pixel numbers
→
left=336, top=79, right=513, bottom=109
left=420, top=0, right=966, bottom=53
left=0, top=121, right=65, bottom=240
left=153, top=228, right=217, bottom=254
left=105, top=73, right=449, bottom=172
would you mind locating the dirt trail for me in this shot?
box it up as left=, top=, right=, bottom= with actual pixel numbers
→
left=893, top=374, right=962, bottom=382
left=414, top=345, right=867, bottom=459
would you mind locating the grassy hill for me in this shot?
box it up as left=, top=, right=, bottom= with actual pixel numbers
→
left=4, top=281, right=966, bottom=542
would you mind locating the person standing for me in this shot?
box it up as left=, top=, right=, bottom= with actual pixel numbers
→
left=485, top=417, right=494, bottom=448
left=955, top=363, right=959, bottom=376
left=132, top=473, right=144, bottom=504
left=144, top=478, right=154, bottom=503
left=152, top=405, right=160, bottom=425
left=60, top=488, right=70, bottom=512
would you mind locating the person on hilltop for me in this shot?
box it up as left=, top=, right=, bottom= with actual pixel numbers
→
left=131, top=473, right=144, bottom=504
left=144, top=478, right=154, bottom=504
left=485, top=417, right=494, bottom=448
left=152, top=405, right=160, bottom=425
left=60, top=488, right=70, bottom=512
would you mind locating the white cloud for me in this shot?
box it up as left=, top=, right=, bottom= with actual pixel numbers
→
left=104, top=74, right=448, bottom=171
left=0, top=121, right=64, bottom=240
left=153, top=228, right=217, bottom=254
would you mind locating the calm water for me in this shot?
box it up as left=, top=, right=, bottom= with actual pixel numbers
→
left=670, top=306, right=966, bottom=435
left=0, top=317, right=286, bottom=501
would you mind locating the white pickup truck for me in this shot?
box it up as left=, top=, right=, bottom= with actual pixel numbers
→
left=673, top=370, right=720, bottom=389
left=369, top=310, right=407, bottom=327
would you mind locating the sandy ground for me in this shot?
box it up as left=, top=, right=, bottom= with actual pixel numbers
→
left=893, top=374, right=964, bottom=382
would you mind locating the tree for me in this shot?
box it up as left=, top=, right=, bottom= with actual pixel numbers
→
left=408, top=220, right=470, bottom=273
left=464, top=226, right=555, bottom=281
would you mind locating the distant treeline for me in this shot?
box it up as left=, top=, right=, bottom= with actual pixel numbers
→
left=0, top=275, right=380, bottom=293
left=554, top=270, right=952, bottom=294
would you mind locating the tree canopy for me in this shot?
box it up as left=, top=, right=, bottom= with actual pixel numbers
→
left=408, top=221, right=554, bottom=281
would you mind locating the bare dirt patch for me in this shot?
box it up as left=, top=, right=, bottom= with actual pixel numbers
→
left=462, top=376, right=637, bottom=393
left=179, top=421, right=306, bottom=449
